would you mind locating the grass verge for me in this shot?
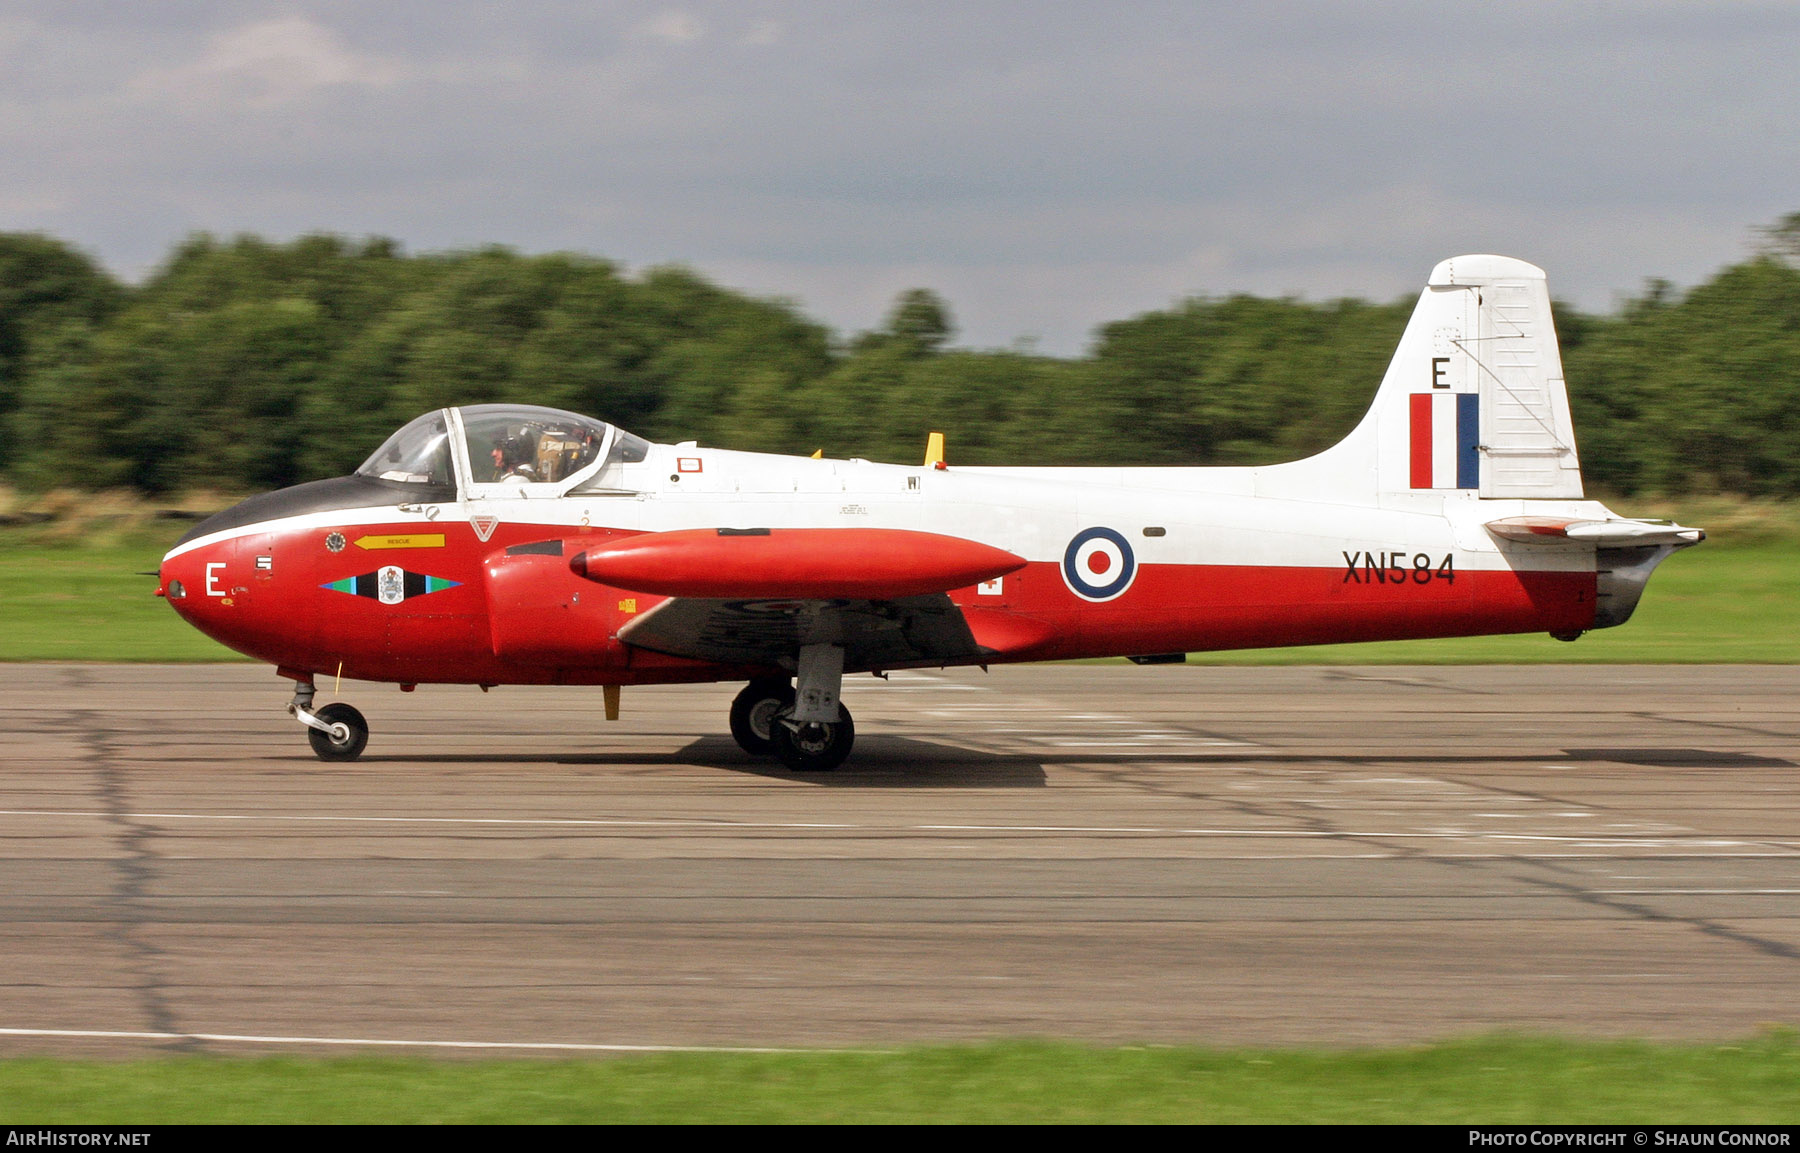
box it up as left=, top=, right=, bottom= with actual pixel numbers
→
left=1, top=1036, right=1798, bottom=1123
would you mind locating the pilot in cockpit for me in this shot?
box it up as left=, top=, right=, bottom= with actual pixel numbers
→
left=491, top=431, right=539, bottom=483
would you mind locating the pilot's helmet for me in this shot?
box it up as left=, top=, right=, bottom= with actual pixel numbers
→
left=494, top=431, right=532, bottom=467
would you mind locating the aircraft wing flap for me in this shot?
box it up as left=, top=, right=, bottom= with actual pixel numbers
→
left=1485, top=516, right=1704, bottom=548
left=616, top=594, right=986, bottom=670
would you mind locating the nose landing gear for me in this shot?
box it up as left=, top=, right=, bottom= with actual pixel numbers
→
left=288, top=678, right=369, bottom=761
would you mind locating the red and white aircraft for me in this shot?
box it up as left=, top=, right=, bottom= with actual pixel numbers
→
left=159, top=255, right=1701, bottom=769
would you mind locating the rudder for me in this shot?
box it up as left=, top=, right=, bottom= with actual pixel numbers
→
left=1277, top=255, right=1586, bottom=502
left=1375, top=255, right=1584, bottom=499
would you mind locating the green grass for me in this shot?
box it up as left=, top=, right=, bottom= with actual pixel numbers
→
left=0, top=530, right=246, bottom=662
left=0, top=505, right=1794, bottom=664
left=1, top=1036, right=1797, bottom=1123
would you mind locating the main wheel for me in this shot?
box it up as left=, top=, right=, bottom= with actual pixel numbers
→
left=771, top=703, right=855, bottom=772
left=729, top=678, right=794, bottom=756
left=307, top=702, right=369, bottom=762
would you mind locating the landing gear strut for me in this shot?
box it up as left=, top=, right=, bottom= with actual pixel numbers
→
left=729, top=644, right=856, bottom=771
left=289, top=678, right=368, bottom=762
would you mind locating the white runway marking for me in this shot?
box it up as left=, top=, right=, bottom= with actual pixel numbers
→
left=0, top=1027, right=796, bottom=1054
left=1, top=807, right=1793, bottom=851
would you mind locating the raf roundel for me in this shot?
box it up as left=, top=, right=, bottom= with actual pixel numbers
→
left=1062, top=527, right=1136, bottom=602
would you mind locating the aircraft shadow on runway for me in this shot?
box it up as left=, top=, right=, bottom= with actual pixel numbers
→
left=321, top=741, right=1788, bottom=781
left=340, top=734, right=1052, bottom=786
left=675, top=735, right=1051, bottom=786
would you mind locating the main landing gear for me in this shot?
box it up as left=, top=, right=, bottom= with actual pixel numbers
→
left=289, top=678, right=368, bottom=762
left=728, top=644, right=856, bottom=771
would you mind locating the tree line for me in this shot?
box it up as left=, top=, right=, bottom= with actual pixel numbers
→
left=2, top=222, right=1797, bottom=497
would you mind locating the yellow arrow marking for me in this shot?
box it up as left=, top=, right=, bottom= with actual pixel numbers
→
left=354, top=534, right=446, bottom=551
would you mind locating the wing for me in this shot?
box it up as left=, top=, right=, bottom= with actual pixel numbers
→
left=616, top=594, right=989, bottom=670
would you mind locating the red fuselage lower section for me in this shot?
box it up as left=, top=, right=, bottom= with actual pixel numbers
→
left=161, top=514, right=1595, bottom=685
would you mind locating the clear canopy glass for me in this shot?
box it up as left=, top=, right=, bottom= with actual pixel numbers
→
left=459, top=404, right=613, bottom=486
left=356, top=410, right=453, bottom=486
left=358, top=405, right=649, bottom=492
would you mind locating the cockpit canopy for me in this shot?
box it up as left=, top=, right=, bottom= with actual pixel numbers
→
left=356, top=405, right=649, bottom=495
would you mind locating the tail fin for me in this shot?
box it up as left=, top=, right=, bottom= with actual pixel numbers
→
left=1285, top=255, right=1584, bottom=501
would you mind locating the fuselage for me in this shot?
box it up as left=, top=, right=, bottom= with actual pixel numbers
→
left=160, top=431, right=1603, bottom=687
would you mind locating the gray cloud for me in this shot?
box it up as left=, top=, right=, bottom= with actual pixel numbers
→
left=1, top=1, right=1796, bottom=352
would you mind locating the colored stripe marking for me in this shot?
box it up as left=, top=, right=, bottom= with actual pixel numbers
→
left=321, top=570, right=461, bottom=603
left=1456, top=392, right=1480, bottom=489
left=1409, top=393, right=1433, bottom=489
left=355, top=534, right=446, bottom=550
left=1409, top=393, right=1480, bottom=489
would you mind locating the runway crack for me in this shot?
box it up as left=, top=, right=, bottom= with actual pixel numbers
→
left=74, top=706, right=200, bottom=1054
left=1623, top=709, right=1800, bottom=743
left=1505, top=857, right=1800, bottom=965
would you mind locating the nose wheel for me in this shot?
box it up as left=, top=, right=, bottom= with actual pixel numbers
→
left=306, top=702, right=369, bottom=761
left=289, top=679, right=369, bottom=762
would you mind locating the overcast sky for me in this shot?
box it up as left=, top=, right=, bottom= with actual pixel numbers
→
left=2, top=1, right=1797, bottom=354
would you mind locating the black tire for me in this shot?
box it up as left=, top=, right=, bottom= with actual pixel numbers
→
left=307, top=702, right=369, bottom=762
left=729, top=678, right=794, bottom=756
left=771, top=702, right=855, bottom=772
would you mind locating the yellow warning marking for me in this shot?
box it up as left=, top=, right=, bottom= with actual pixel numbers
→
left=618, top=598, right=637, bottom=613
left=354, top=534, right=446, bottom=551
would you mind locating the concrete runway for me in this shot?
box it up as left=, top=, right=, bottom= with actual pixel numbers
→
left=0, top=662, right=1796, bottom=1057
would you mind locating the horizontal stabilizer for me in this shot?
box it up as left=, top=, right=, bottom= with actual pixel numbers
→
left=1485, top=516, right=1705, bottom=548
left=571, top=527, right=1026, bottom=599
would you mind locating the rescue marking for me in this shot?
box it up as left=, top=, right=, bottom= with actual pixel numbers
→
left=1062, top=527, right=1136, bottom=602
left=325, top=532, right=346, bottom=553
left=354, top=533, right=446, bottom=551
left=1341, top=551, right=1456, bottom=585
left=471, top=515, right=499, bottom=542
left=322, top=567, right=461, bottom=604
left=677, top=457, right=703, bottom=473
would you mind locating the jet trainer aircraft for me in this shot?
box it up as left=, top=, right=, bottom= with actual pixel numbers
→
left=159, top=256, right=1702, bottom=770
